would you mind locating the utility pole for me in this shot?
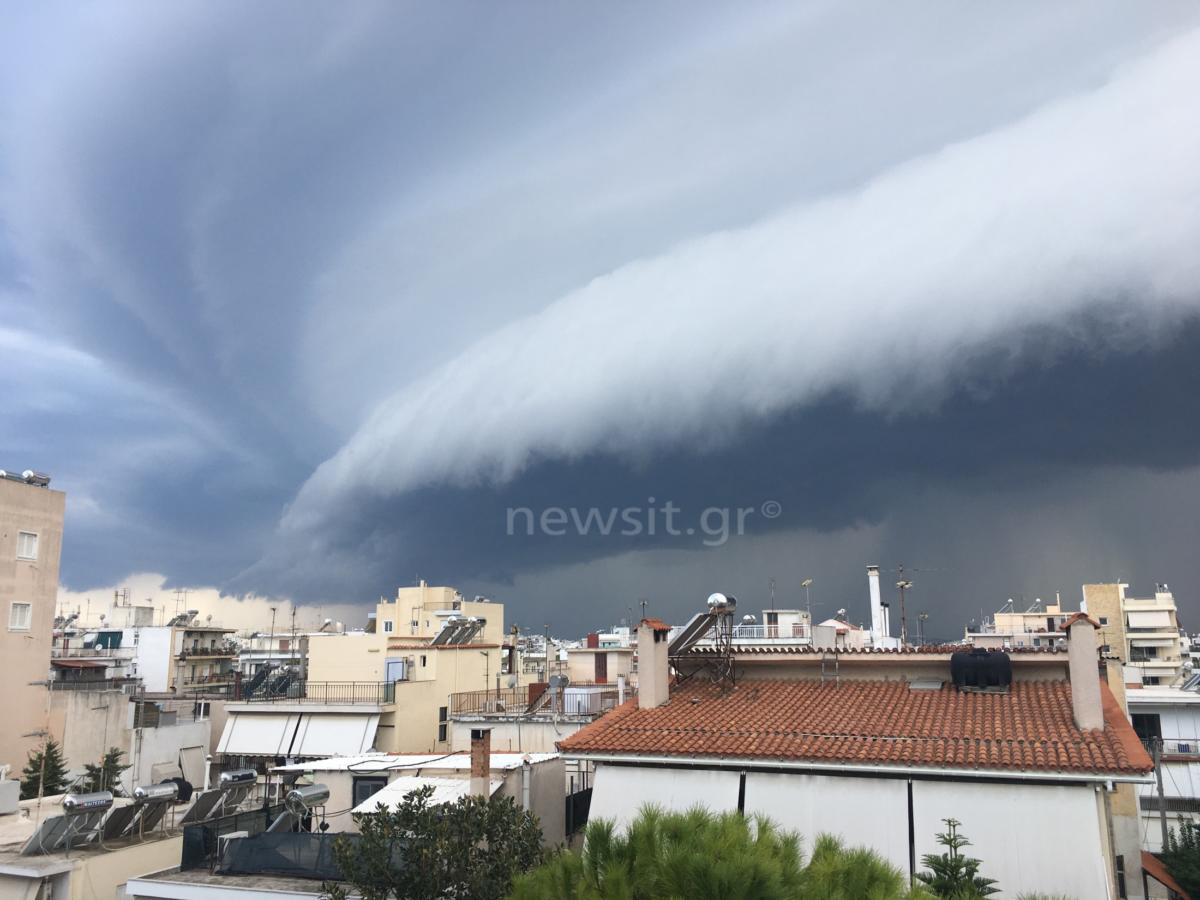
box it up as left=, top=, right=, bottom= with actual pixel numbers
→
left=801, top=579, right=813, bottom=633
left=268, top=606, right=277, bottom=671
left=1154, top=738, right=1169, bottom=850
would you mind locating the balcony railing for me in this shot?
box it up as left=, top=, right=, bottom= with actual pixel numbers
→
left=451, top=686, right=536, bottom=716
left=730, top=623, right=811, bottom=640
left=49, top=678, right=141, bottom=692
left=178, top=644, right=240, bottom=660
left=240, top=681, right=396, bottom=704
left=1145, top=739, right=1200, bottom=760
left=52, top=646, right=125, bottom=658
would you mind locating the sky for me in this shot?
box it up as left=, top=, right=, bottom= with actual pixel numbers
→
left=3, top=2, right=1200, bottom=638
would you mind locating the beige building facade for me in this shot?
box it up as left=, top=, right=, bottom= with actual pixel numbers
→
left=0, top=472, right=66, bottom=773
left=1083, top=582, right=1185, bottom=685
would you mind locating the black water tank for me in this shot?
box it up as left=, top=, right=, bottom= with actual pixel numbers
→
left=950, top=648, right=1012, bottom=690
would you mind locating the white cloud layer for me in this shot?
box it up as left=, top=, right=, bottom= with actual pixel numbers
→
left=286, top=30, right=1200, bottom=533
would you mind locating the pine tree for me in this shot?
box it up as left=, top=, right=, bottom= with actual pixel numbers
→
left=915, top=818, right=1000, bottom=898
left=19, top=738, right=71, bottom=800
left=80, top=747, right=131, bottom=797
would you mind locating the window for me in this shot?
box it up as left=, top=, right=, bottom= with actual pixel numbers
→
left=383, top=620, right=394, bottom=633
left=1132, top=713, right=1162, bottom=743
left=420, top=654, right=427, bottom=667
left=9, top=602, right=32, bottom=631
left=438, top=706, right=448, bottom=722
left=438, top=723, right=448, bottom=743
left=352, top=776, right=388, bottom=807
left=16, top=532, right=38, bottom=561
left=1098, top=616, right=1109, bottom=626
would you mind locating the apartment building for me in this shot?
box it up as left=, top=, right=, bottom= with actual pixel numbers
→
left=216, top=587, right=508, bottom=765
left=964, top=596, right=1071, bottom=650
left=1084, top=582, right=1185, bottom=685
left=0, top=469, right=66, bottom=773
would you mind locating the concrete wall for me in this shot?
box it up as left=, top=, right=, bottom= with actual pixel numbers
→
left=1083, top=583, right=1128, bottom=663
left=130, top=628, right=172, bottom=694
left=47, top=689, right=130, bottom=786
left=449, top=719, right=589, bottom=754
left=130, top=719, right=212, bottom=790
left=0, top=478, right=65, bottom=772
left=71, top=835, right=183, bottom=900
left=306, top=632, right=387, bottom=682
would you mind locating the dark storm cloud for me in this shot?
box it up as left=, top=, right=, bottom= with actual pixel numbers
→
left=2, top=2, right=1200, bottom=632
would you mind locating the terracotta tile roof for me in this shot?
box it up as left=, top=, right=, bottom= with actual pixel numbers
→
left=1142, top=851, right=1190, bottom=899
left=685, top=644, right=1066, bottom=656
left=641, top=618, right=672, bottom=632
left=559, top=678, right=1152, bottom=776
left=1059, top=612, right=1101, bottom=631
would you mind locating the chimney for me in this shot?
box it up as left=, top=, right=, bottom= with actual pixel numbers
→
left=867, top=565, right=885, bottom=641
left=470, top=728, right=491, bottom=796
left=637, top=619, right=671, bottom=709
left=1061, top=614, right=1104, bottom=731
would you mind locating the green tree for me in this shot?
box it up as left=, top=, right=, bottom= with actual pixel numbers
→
left=509, top=806, right=930, bottom=900
left=80, top=747, right=131, bottom=796
left=1159, top=818, right=1200, bottom=898
left=915, top=818, right=999, bottom=899
left=19, top=737, right=71, bottom=800
left=324, top=784, right=545, bottom=900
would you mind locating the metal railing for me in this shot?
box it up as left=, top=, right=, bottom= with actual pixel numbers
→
left=49, top=678, right=141, bottom=692
left=180, top=673, right=238, bottom=686
left=240, top=681, right=396, bottom=704
left=450, top=686, right=535, bottom=715
left=51, top=646, right=126, bottom=658
left=1146, top=739, right=1200, bottom=760
left=178, top=644, right=240, bottom=659
left=729, top=623, right=811, bottom=640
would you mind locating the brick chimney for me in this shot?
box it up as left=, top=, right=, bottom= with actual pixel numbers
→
left=470, top=727, right=491, bottom=796
left=638, top=619, right=672, bottom=709
left=1061, top=613, right=1104, bottom=731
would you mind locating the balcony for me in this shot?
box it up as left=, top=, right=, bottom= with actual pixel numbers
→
left=449, top=684, right=630, bottom=718
left=179, top=673, right=238, bottom=690
left=240, top=680, right=396, bottom=704
left=178, top=643, right=240, bottom=660
left=1143, top=739, right=1200, bottom=761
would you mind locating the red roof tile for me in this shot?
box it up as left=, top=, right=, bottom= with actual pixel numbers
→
left=559, top=678, right=1152, bottom=776
left=1059, top=612, right=1101, bottom=631
left=641, top=618, right=672, bottom=632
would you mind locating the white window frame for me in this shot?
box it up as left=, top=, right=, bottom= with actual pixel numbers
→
left=9, top=601, right=32, bottom=631
left=16, top=531, right=38, bottom=561
left=383, top=620, right=394, bottom=633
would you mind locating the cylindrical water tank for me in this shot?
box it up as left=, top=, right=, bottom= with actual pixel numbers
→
left=62, top=791, right=114, bottom=814
left=219, top=769, right=257, bottom=786
left=134, top=783, right=179, bottom=804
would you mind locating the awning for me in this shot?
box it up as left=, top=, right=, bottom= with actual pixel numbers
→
left=1142, top=851, right=1190, bottom=899
left=217, top=711, right=379, bottom=758
left=352, top=776, right=501, bottom=814
left=217, top=712, right=303, bottom=756
left=291, top=713, right=379, bottom=758
left=1128, top=611, right=1173, bottom=628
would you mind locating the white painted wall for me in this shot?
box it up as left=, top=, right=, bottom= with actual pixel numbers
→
left=130, top=720, right=212, bottom=792
left=744, top=772, right=910, bottom=872
left=911, top=780, right=1110, bottom=899
left=588, top=765, right=740, bottom=826
left=132, top=627, right=173, bottom=692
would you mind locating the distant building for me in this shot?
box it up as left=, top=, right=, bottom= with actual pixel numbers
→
left=963, top=596, right=1070, bottom=650
left=215, top=585, right=509, bottom=765
left=1124, top=679, right=1200, bottom=852
left=0, top=468, right=66, bottom=773
left=1084, top=582, right=1185, bottom=686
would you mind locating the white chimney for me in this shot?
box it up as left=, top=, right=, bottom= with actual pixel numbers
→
left=1063, top=614, right=1104, bottom=731
left=867, top=566, right=886, bottom=642
left=638, top=620, right=671, bottom=709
